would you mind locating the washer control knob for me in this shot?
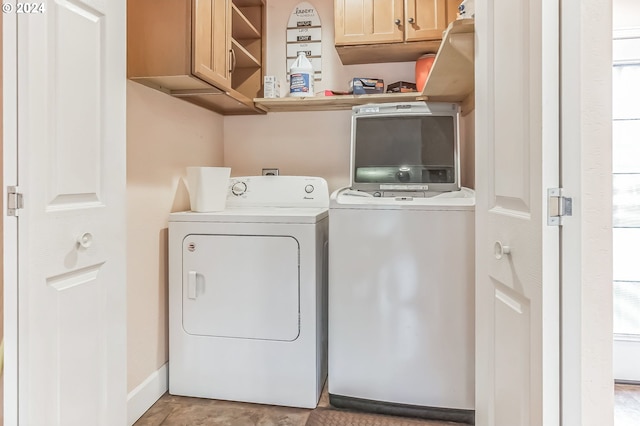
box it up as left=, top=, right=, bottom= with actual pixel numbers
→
left=231, top=181, right=247, bottom=196
left=304, top=184, right=315, bottom=194
left=373, top=192, right=382, bottom=197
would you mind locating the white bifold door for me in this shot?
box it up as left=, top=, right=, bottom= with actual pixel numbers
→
left=7, top=0, right=127, bottom=424
left=475, top=0, right=560, bottom=424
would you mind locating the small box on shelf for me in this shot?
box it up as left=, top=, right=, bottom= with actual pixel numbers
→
left=387, top=81, right=417, bottom=93
left=349, top=78, right=384, bottom=94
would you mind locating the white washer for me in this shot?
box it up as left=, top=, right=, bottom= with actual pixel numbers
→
left=169, top=176, right=329, bottom=408
left=328, top=188, right=475, bottom=424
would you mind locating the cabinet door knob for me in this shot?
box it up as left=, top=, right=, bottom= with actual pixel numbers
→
left=394, top=18, right=401, bottom=26
left=408, top=17, right=415, bottom=24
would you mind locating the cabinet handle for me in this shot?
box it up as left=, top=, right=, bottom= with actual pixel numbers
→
left=229, top=49, right=236, bottom=74
left=394, top=18, right=401, bottom=26
left=408, top=17, right=415, bottom=24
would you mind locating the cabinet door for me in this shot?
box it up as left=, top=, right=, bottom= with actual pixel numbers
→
left=334, top=0, right=404, bottom=45
left=404, top=0, right=447, bottom=42
left=193, top=0, right=232, bottom=89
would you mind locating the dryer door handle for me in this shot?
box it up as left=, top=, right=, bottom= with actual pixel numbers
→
left=187, top=271, right=198, bottom=299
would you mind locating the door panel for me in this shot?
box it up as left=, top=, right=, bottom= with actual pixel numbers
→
left=193, top=0, right=231, bottom=88
left=493, top=283, right=531, bottom=425
left=334, top=0, right=403, bottom=45
left=182, top=235, right=300, bottom=341
left=405, top=0, right=447, bottom=41
left=475, top=0, right=560, bottom=425
left=17, top=0, right=126, bottom=424
left=49, top=2, right=103, bottom=208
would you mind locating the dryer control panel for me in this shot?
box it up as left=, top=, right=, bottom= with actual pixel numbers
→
left=226, top=176, right=329, bottom=208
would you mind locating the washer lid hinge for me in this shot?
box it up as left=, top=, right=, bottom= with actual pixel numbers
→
left=547, top=188, right=572, bottom=226
left=7, top=186, right=24, bottom=217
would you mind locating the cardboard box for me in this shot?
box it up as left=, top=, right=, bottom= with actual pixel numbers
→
left=386, top=81, right=417, bottom=93
left=349, top=78, right=384, bottom=94
left=263, top=76, right=281, bottom=98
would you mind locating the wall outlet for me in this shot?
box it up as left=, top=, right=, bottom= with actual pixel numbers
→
left=262, top=168, right=279, bottom=176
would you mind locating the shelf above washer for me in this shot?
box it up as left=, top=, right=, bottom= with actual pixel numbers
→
left=254, top=20, right=475, bottom=115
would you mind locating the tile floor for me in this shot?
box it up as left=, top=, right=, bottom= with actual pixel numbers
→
left=134, top=384, right=467, bottom=426
left=135, top=383, right=640, bottom=426
left=135, top=385, right=328, bottom=426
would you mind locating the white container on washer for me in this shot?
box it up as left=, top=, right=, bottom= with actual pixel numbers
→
left=289, top=52, right=314, bottom=97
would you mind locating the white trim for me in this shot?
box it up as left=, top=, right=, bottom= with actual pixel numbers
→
left=561, top=0, right=614, bottom=424
left=614, top=340, right=640, bottom=382
left=614, top=334, right=640, bottom=343
left=127, top=363, right=169, bottom=426
left=3, top=4, right=19, bottom=426
left=613, top=27, right=640, bottom=40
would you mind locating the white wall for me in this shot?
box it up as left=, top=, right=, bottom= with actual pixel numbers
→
left=126, top=81, right=224, bottom=392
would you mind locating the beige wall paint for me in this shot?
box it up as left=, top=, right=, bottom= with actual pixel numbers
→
left=225, top=110, right=352, bottom=190
left=225, top=0, right=479, bottom=192
left=126, top=81, right=224, bottom=391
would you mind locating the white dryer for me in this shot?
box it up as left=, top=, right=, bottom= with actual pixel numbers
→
left=168, top=176, right=329, bottom=409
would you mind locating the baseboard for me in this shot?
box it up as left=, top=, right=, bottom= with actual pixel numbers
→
left=127, top=363, right=168, bottom=426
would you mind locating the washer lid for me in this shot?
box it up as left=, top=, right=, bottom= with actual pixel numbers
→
left=330, top=187, right=475, bottom=210
left=169, top=207, right=328, bottom=224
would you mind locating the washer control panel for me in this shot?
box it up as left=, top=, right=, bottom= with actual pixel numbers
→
left=226, top=176, right=329, bottom=208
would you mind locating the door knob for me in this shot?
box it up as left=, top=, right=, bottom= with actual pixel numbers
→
left=394, top=18, right=401, bottom=26
left=408, top=17, right=415, bottom=24
left=77, top=232, right=93, bottom=249
left=494, top=241, right=511, bottom=260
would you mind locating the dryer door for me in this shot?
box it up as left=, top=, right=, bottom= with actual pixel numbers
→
left=182, top=234, right=300, bottom=341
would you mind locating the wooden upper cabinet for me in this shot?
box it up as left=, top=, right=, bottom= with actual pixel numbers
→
left=193, top=0, right=232, bottom=89
left=405, top=0, right=447, bottom=41
left=334, top=0, right=461, bottom=64
left=127, top=0, right=264, bottom=115
left=334, top=0, right=404, bottom=45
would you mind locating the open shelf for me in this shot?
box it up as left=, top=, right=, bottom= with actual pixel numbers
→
left=233, top=0, right=262, bottom=6
left=254, top=19, right=475, bottom=114
left=232, top=4, right=260, bottom=40
left=254, top=92, right=426, bottom=113
left=232, top=39, right=261, bottom=69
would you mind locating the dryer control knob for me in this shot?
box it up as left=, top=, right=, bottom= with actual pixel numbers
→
left=305, top=184, right=315, bottom=194
left=231, top=181, right=247, bottom=196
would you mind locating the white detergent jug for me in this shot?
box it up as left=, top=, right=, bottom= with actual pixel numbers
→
left=289, top=52, right=314, bottom=97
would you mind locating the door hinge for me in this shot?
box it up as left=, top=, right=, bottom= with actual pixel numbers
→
left=7, top=186, right=24, bottom=217
left=548, top=188, right=572, bottom=226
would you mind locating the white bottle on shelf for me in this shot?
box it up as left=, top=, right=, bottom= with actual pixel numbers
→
left=289, top=52, right=314, bottom=97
